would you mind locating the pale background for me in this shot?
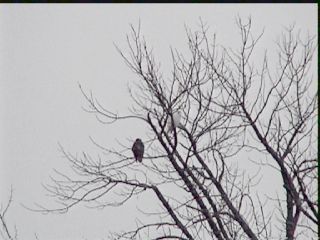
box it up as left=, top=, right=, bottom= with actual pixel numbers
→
left=0, top=4, right=317, bottom=240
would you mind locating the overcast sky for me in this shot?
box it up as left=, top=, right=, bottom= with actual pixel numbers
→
left=0, top=4, right=317, bottom=240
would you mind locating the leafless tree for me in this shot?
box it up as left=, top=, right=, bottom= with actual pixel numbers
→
left=36, top=17, right=317, bottom=239
left=0, top=187, right=18, bottom=240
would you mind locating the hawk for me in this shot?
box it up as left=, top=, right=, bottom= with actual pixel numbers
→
left=167, top=110, right=181, bottom=133
left=132, top=138, right=144, bottom=162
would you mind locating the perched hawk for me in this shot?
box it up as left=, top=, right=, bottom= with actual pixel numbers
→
left=132, top=138, right=144, bottom=162
left=167, top=111, right=181, bottom=133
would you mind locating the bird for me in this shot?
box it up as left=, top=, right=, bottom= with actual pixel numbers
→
left=167, top=110, right=181, bottom=133
left=132, top=138, right=144, bottom=162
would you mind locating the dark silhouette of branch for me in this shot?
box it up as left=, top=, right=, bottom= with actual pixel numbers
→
left=0, top=187, right=17, bottom=240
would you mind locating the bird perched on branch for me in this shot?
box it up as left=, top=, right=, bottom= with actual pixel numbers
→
left=132, top=138, right=144, bottom=162
left=167, top=110, right=181, bottom=133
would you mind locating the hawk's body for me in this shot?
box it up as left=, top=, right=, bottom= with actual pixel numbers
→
left=167, top=111, right=181, bottom=133
left=132, top=138, right=144, bottom=162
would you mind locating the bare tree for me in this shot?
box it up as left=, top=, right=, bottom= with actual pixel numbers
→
left=0, top=187, right=18, bottom=240
left=36, top=17, right=317, bottom=239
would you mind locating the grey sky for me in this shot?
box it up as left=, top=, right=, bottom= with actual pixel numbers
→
left=0, top=4, right=317, bottom=240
